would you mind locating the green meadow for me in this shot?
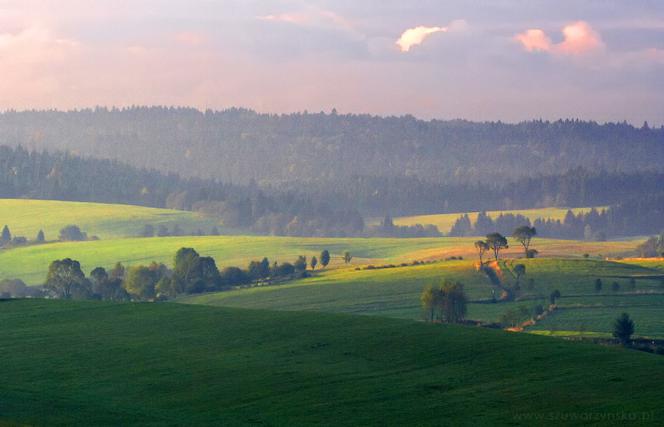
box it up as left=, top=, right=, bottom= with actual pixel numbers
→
left=0, top=233, right=641, bottom=285
left=0, top=299, right=662, bottom=426
left=0, top=198, right=222, bottom=240
left=0, top=199, right=658, bottom=340
left=0, top=235, right=457, bottom=284
left=182, top=257, right=664, bottom=337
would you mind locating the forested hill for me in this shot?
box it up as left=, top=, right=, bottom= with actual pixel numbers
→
left=0, top=107, right=662, bottom=185
left=0, top=145, right=365, bottom=237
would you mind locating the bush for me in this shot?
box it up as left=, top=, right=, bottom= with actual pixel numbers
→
left=11, top=236, right=27, bottom=245
left=59, top=225, right=87, bottom=241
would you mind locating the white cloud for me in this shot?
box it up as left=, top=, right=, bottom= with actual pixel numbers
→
left=396, top=26, right=447, bottom=52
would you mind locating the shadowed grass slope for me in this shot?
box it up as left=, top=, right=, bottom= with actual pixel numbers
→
left=0, top=299, right=662, bottom=426
left=182, top=258, right=664, bottom=323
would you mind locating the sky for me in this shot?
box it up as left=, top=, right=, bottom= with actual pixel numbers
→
left=0, top=0, right=663, bottom=124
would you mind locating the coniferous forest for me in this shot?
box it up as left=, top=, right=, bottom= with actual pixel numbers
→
left=0, top=109, right=662, bottom=237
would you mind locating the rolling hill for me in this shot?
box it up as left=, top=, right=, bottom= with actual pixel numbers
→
left=0, top=299, right=662, bottom=425
left=182, top=257, right=664, bottom=337
left=0, top=198, right=222, bottom=240
left=0, top=232, right=641, bottom=285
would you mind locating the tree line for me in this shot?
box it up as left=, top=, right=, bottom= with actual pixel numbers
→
left=450, top=195, right=664, bottom=239
left=40, top=248, right=337, bottom=301
left=1, top=107, right=661, bottom=187
left=0, top=145, right=364, bottom=237
left=0, top=224, right=90, bottom=248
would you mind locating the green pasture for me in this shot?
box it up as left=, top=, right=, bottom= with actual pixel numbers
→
left=0, top=299, right=662, bottom=425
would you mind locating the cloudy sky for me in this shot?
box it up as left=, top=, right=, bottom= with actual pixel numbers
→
left=1, top=0, right=663, bottom=124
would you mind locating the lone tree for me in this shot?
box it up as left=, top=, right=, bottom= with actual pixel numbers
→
left=343, top=251, right=352, bottom=264
left=36, top=229, right=45, bottom=243
left=474, top=240, right=489, bottom=264
left=320, top=250, right=330, bottom=269
left=613, top=312, right=635, bottom=346
left=310, top=256, right=318, bottom=270
left=486, top=233, right=508, bottom=261
left=1, top=225, right=11, bottom=245
left=512, top=226, right=537, bottom=258
left=594, top=278, right=603, bottom=292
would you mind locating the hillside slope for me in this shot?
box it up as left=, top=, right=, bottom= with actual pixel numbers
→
left=0, top=198, right=221, bottom=240
left=0, top=234, right=640, bottom=285
left=182, top=258, right=664, bottom=336
left=0, top=299, right=662, bottom=425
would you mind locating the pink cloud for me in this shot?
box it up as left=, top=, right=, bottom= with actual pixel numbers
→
left=557, top=21, right=603, bottom=55
left=514, top=21, right=603, bottom=56
left=513, top=29, right=551, bottom=52
left=257, top=8, right=354, bottom=32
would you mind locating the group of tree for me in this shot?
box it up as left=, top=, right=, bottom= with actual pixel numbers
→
left=43, top=247, right=336, bottom=301
left=0, top=109, right=662, bottom=238
left=0, top=224, right=91, bottom=248
left=420, top=280, right=468, bottom=323
left=474, top=227, right=536, bottom=263
left=636, top=233, right=664, bottom=258
left=453, top=198, right=664, bottom=240
left=0, top=145, right=364, bottom=237
left=1, top=108, right=661, bottom=189
left=366, top=215, right=441, bottom=238
left=0, top=225, right=47, bottom=247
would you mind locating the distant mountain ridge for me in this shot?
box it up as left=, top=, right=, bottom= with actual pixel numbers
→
left=0, top=107, right=661, bottom=185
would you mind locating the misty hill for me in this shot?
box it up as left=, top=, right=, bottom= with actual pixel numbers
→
left=0, top=107, right=662, bottom=185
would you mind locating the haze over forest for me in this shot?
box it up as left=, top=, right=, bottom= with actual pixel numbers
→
left=0, top=2, right=663, bottom=425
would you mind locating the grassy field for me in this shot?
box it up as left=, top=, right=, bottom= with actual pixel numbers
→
left=182, top=257, right=664, bottom=336
left=530, top=294, right=664, bottom=338
left=0, top=299, right=662, bottom=425
left=393, top=206, right=602, bottom=234
left=0, top=234, right=642, bottom=285
left=0, top=198, right=222, bottom=240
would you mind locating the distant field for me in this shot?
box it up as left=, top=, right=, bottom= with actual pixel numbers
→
left=0, top=299, right=662, bottom=425
left=0, top=235, right=641, bottom=285
left=393, top=206, right=602, bottom=234
left=182, top=257, right=664, bottom=336
left=0, top=199, right=222, bottom=240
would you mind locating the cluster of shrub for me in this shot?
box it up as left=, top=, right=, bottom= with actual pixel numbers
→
left=138, top=223, right=221, bottom=238
left=39, top=248, right=334, bottom=301
left=356, top=259, right=438, bottom=272
left=592, top=278, right=646, bottom=293
left=0, top=224, right=92, bottom=248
